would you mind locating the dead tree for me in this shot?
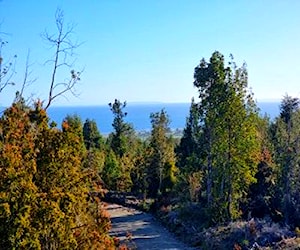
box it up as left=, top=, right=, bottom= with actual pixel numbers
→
left=42, top=9, right=81, bottom=110
left=0, top=36, right=17, bottom=94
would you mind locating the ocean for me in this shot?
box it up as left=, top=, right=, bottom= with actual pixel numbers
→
left=47, top=103, right=191, bottom=134
left=46, top=102, right=281, bottom=134
left=0, top=102, right=280, bottom=134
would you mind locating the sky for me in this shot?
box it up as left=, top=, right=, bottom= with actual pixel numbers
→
left=0, top=0, right=300, bottom=106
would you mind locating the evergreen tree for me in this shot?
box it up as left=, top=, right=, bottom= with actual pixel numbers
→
left=271, top=95, right=300, bottom=225
left=0, top=102, right=115, bottom=249
left=248, top=116, right=278, bottom=219
left=193, top=51, right=260, bottom=222
left=176, top=98, right=201, bottom=174
left=83, top=119, right=104, bottom=150
left=108, top=99, right=133, bottom=158
left=0, top=103, right=40, bottom=249
left=146, top=110, right=177, bottom=197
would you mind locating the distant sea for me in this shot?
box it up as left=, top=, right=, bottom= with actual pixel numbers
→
left=47, top=102, right=280, bottom=134
left=0, top=102, right=281, bottom=134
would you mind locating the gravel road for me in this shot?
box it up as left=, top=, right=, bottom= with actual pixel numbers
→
left=107, top=203, right=195, bottom=250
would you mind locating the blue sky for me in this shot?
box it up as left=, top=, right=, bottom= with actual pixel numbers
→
left=0, top=0, right=300, bottom=106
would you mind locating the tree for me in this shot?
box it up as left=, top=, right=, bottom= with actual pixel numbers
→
left=176, top=98, right=204, bottom=201
left=108, top=99, right=133, bottom=158
left=102, top=99, right=137, bottom=192
left=271, top=95, right=300, bottom=225
left=193, top=52, right=227, bottom=208
left=193, top=51, right=260, bottom=222
left=102, top=150, right=122, bottom=190
left=247, top=116, right=278, bottom=219
left=0, top=36, right=16, bottom=95
left=176, top=97, right=201, bottom=173
left=146, top=109, right=177, bottom=197
left=42, top=9, right=81, bottom=110
left=83, top=119, right=104, bottom=150
left=0, top=103, right=40, bottom=249
left=0, top=102, right=115, bottom=249
left=130, top=140, right=148, bottom=196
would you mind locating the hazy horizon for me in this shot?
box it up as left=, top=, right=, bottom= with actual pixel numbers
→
left=1, top=1, right=299, bottom=107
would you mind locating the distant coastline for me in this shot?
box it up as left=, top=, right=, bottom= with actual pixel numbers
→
left=48, top=102, right=281, bottom=134
left=0, top=102, right=280, bottom=134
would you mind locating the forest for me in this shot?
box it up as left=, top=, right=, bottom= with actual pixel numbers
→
left=1, top=10, right=300, bottom=250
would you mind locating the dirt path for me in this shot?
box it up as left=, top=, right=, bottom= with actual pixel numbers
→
left=107, top=203, right=196, bottom=250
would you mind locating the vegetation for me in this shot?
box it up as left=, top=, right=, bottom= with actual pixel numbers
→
left=0, top=7, right=299, bottom=248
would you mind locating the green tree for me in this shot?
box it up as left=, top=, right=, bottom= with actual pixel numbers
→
left=146, top=109, right=177, bottom=197
left=104, top=99, right=138, bottom=192
left=102, top=150, right=122, bottom=190
left=83, top=119, right=104, bottom=150
left=130, top=140, right=148, bottom=196
left=108, top=99, right=133, bottom=158
left=248, top=116, right=278, bottom=219
left=271, top=95, right=300, bottom=225
left=193, top=52, right=260, bottom=221
left=176, top=98, right=201, bottom=174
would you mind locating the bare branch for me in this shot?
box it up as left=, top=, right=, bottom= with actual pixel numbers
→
left=42, top=8, right=82, bottom=110
left=0, top=37, right=17, bottom=93
left=20, top=49, right=37, bottom=98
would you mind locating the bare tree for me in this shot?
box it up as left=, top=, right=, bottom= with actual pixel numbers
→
left=42, top=8, right=81, bottom=110
left=0, top=36, right=16, bottom=94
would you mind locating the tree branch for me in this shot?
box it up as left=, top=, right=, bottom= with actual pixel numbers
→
left=42, top=8, right=81, bottom=110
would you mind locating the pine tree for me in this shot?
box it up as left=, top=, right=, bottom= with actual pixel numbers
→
left=108, top=99, right=133, bottom=158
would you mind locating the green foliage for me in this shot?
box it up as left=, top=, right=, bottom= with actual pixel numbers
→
left=179, top=51, right=261, bottom=222
left=146, top=110, right=177, bottom=197
left=102, top=150, right=122, bottom=190
left=176, top=98, right=201, bottom=173
left=109, top=99, right=133, bottom=158
left=247, top=116, right=278, bottom=219
left=83, top=119, right=104, bottom=150
left=271, top=95, right=300, bottom=225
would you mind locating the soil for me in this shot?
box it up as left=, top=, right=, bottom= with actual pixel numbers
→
left=107, top=203, right=196, bottom=250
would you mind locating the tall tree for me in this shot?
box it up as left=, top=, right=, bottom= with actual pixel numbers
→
left=271, top=95, right=300, bottom=225
left=108, top=99, right=133, bottom=158
left=193, top=51, right=260, bottom=222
